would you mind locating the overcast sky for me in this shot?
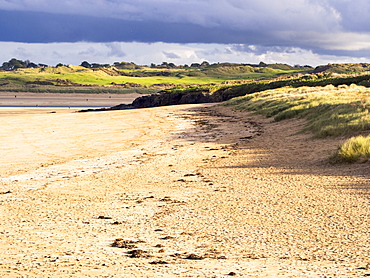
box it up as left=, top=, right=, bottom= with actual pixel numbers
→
left=1, top=0, right=370, bottom=66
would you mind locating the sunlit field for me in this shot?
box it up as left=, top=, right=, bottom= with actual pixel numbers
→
left=0, top=64, right=306, bottom=94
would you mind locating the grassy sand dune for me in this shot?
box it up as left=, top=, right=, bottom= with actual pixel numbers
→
left=224, top=84, right=370, bottom=162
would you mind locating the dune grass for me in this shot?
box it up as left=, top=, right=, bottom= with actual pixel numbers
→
left=224, top=84, right=370, bottom=138
left=331, top=135, right=370, bottom=163
left=224, top=84, right=370, bottom=163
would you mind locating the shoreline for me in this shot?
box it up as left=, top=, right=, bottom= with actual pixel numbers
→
left=0, top=92, right=143, bottom=108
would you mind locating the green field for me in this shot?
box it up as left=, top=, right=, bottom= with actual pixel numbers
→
left=0, top=63, right=309, bottom=94
left=0, top=68, right=218, bottom=86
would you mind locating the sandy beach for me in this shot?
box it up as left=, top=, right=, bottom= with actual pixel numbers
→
left=0, top=98, right=369, bottom=277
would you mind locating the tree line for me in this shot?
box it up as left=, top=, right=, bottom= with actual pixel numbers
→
left=0, top=58, right=47, bottom=71
left=1, top=58, right=309, bottom=71
left=0, top=58, right=215, bottom=71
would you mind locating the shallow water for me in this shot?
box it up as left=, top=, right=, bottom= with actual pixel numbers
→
left=0, top=92, right=141, bottom=108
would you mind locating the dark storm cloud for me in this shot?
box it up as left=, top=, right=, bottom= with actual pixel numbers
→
left=0, top=10, right=273, bottom=44
left=0, top=0, right=370, bottom=58
left=0, top=0, right=342, bottom=32
left=326, top=0, right=370, bottom=32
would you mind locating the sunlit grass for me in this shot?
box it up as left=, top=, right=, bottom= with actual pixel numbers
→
left=224, top=84, right=370, bottom=163
left=0, top=65, right=304, bottom=87
left=0, top=70, right=223, bottom=86
left=224, top=84, right=370, bottom=138
left=331, top=135, right=370, bottom=163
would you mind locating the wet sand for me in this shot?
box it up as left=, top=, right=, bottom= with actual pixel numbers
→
left=0, top=92, right=142, bottom=108
left=0, top=101, right=369, bottom=277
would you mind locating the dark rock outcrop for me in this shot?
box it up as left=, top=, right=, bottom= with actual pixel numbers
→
left=80, top=90, right=216, bottom=112
left=124, top=90, right=213, bottom=108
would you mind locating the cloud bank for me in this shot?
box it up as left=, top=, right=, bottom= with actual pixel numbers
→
left=1, top=41, right=368, bottom=68
left=0, top=0, right=369, bottom=65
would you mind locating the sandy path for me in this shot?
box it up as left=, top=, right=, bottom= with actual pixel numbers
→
left=0, top=104, right=369, bottom=277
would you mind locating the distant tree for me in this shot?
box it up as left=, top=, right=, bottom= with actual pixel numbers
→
left=190, top=63, right=201, bottom=68
left=55, top=63, right=64, bottom=67
left=113, top=61, right=139, bottom=69
left=4, top=59, right=21, bottom=70
left=0, top=59, right=49, bottom=70
left=27, top=62, right=38, bottom=68
left=80, top=61, right=91, bottom=68
left=258, top=61, right=268, bottom=67
left=90, top=63, right=110, bottom=68
left=200, top=61, right=210, bottom=68
left=160, top=62, right=169, bottom=68
left=1, top=58, right=38, bottom=70
left=1, top=61, right=10, bottom=70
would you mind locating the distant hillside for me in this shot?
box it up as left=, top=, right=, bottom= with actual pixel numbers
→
left=91, top=71, right=370, bottom=111
left=0, top=59, right=313, bottom=94
left=2, top=58, right=370, bottom=97
left=313, top=63, right=370, bottom=74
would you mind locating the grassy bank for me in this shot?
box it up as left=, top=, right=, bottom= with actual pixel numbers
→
left=223, top=84, right=370, bottom=163
left=0, top=84, right=158, bottom=94
left=0, top=64, right=305, bottom=88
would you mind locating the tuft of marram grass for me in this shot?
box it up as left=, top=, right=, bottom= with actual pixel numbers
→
left=331, top=135, right=370, bottom=163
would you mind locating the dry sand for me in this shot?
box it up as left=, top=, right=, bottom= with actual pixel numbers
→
left=0, top=100, right=369, bottom=277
